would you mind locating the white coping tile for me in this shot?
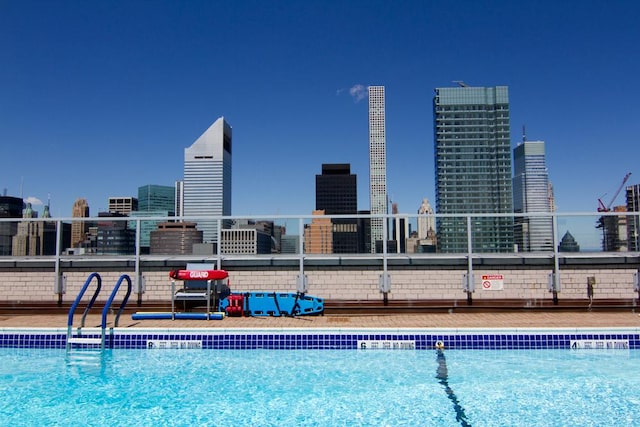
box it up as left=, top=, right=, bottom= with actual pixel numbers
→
left=2, top=327, right=639, bottom=335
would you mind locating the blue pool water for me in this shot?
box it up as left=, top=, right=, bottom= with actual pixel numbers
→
left=0, top=348, right=638, bottom=426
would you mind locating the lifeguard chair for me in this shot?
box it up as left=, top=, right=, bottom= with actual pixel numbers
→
left=170, top=263, right=230, bottom=318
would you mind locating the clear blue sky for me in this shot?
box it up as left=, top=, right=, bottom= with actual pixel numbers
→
left=2, top=0, right=639, bottom=243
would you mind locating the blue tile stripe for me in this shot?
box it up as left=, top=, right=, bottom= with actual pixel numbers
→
left=1, top=329, right=639, bottom=350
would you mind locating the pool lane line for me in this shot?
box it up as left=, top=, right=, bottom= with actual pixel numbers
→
left=436, top=349, right=472, bottom=427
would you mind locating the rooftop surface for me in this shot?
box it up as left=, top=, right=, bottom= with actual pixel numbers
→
left=2, top=311, right=640, bottom=329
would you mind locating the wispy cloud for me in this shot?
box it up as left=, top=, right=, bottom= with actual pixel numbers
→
left=349, top=84, right=366, bottom=102
left=336, top=84, right=367, bottom=103
left=25, top=196, right=43, bottom=205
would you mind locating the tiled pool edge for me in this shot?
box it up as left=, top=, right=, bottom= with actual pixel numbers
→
left=1, top=327, right=639, bottom=350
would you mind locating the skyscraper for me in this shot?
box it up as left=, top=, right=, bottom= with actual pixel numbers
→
left=71, top=198, right=89, bottom=248
left=626, top=184, right=640, bottom=251
left=315, top=163, right=358, bottom=253
left=304, top=210, right=332, bottom=254
left=433, top=85, right=513, bottom=253
left=558, top=230, right=580, bottom=252
left=417, top=198, right=435, bottom=240
left=513, top=140, right=554, bottom=251
left=183, top=117, right=232, bottom=244
left=368, top=86, right=387, bottom=252
left=131, top=184, right=176, bottom=252
left=138, top=185, right=175, bottom=212
left=12, top=202, right=56, bottom=256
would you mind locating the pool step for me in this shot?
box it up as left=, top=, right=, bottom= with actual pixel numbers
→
left=67, top=337, right=103, bottom=346
left=66, top=348, right=104, bottom=370
left=67, top=350, right=102, bottom=362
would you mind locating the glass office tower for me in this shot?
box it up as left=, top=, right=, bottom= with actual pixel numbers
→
left=433, top=85, right=514, bottom=253
left=138, top=185, right=175, bottom=212
left=513, top=140, right=553, bottom=251
left=315, top=163, right=358, bottom=253
left=183, top=117, right=232, bottom=244
left=131, top=184, right=176, bottom=251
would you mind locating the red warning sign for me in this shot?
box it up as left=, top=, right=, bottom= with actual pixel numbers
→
left=481, top=274, right=504, bottom=291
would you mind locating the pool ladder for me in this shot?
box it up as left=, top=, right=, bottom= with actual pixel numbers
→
left=66, top=273, right=132, bottom=351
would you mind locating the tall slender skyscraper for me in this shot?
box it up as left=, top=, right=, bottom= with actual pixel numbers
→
left=183, top=117, right=232, bottom=243
left=368, top=86, right=387, bottom=252
left=433, top=85, right=513, bottom=253
left=513, top=140, right=553, bottom=251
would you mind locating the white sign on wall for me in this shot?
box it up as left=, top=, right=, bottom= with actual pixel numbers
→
left=481, top=274, right=504, bottom=291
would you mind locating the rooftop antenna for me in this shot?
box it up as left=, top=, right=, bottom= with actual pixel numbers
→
left=452, top=80, right=468, bottom=87
left=522, top=125, right=526, bottom=143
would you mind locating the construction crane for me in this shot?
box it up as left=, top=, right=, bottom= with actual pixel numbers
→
left=597, top=172, right=632, bottom=212
left=596, top=172, right=632, bottom=251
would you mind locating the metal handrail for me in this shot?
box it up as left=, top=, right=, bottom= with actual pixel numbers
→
left=66, top=272, right=102, bottom=350
left=67, top=273, right=132, bottom=350
left=100, top=274, right=132, bottom=348
left=67, top=272, right=102, bottom=329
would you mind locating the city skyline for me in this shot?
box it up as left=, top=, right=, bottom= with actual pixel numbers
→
left=2, top=1, right=639, bottom=242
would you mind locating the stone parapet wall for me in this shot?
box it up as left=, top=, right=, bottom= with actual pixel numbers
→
left=0, top=263, right=637, bottom=304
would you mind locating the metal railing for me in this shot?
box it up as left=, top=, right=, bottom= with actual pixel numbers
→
left=2, top=211, right=640, bottom=305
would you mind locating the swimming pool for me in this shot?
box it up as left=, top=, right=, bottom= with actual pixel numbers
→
left=0, top=347, right=638, bottom=426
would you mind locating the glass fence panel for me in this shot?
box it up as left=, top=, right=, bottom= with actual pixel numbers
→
left=513, top=214, right=555, bottom=253
left=0, top=220, right=22, bottom=256
left=629, top=211, right=640, bottom=252
left=556, top=214, right=600, bottom=252
left=554, top=213, right=633, bottom=253
left=435, top=215, right=469, bottom=254
left=2, top=212, right=639, bottom=258
left=303, top=214, right=331, bottom=255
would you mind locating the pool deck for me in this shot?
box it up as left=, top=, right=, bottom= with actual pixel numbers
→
left=1, top=311, right=640, bottom=329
